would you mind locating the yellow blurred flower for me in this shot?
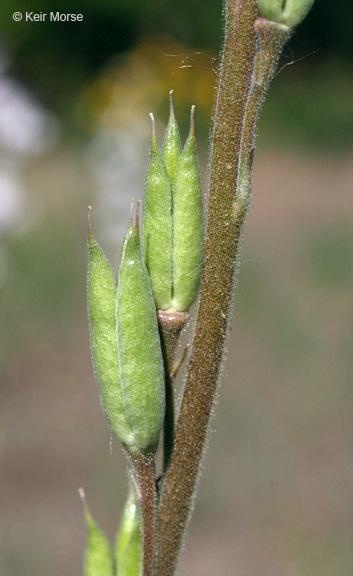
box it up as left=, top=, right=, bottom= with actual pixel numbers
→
left=78, top=35, right=216, bottom=131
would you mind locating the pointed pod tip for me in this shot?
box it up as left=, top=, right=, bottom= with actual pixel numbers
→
left=129, top=198, right=134, bottom=230
left=149, top=112, right=156, bottom=138
left=135, top=199, right=141, bottom=231
left=78, top=487, right=89, bottom=516
left=190, top=105, right=195, bottom=135
left=87, top=206, right=93, bottom=238
left=169, top=89, right=175, bottom=118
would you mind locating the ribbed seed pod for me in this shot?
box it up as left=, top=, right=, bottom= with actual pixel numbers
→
left=141, top=114, right=173, bottom=310
left=115, top=491, right=141, bottom=576
left=117, top=203, right=165, bottom=452
left=80, top=489, right=114, bottom=576
left=162, top=90, right=182, bottom=186
left=87, top=209, right=134, bottom=446
left=172, top=106, right=204, bottom=311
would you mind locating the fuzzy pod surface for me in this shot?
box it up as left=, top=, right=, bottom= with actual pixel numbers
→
left=115, top=491, right=141, bottom=576
left=172, top=106, right=204, bottom=312
left=141, top=118, right=173, bottom=311
left=142, top=102, right=204, bottom=313
left=87, top=222, right=134, bottom=446
left=257, top=0, right=314, bottom=27
left=117, top=211, right=165, bottom=452
left=162, top=91, right=182, bottom=186
left=80, top=490, right=114, bottom=576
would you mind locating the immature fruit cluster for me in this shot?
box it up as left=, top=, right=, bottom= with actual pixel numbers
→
left=87, top=93, right=203, bottom=456
left=85, top=94, right=204, bottom=575
left=142, top=93, right=204, bottom=313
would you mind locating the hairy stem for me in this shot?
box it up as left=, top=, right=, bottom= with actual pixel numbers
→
left=238, top=17, right=291, bottom=201
left=130, top=453, right=156, bottom=576
left=155, top=2, right=260, bottom=575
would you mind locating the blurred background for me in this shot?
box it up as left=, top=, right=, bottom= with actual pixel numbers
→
left=0, top=0, right=352, bottom=574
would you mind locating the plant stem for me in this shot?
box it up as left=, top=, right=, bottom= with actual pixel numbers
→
left=130, top=452, right=156, bottom=576
left=157, top=310, right=187, bottom=474
left=238, top=17, right=291, bottom=202
left=155, top=2, right=260, bottom=575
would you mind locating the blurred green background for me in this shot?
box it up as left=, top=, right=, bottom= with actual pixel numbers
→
left=0, top=1, right=352, bottom=575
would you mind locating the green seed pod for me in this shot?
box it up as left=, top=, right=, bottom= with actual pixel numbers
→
left=115, top=491, right=141, bottom=576
left=162, top=90, right=182, bottom=186
left=79, top=488, right=114, bottom=576
left=172, top=106, right=204, bottom=312
left=87, top=208, right=134, bottom=446
left=257, top=0, right=314, bottom=27
left=141, top=114, right=173, bottom=310
left=117, top=203, right=165, bottom=452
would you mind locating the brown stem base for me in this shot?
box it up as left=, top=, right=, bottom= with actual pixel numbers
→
left=130, top=452, right=156, bottom=576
